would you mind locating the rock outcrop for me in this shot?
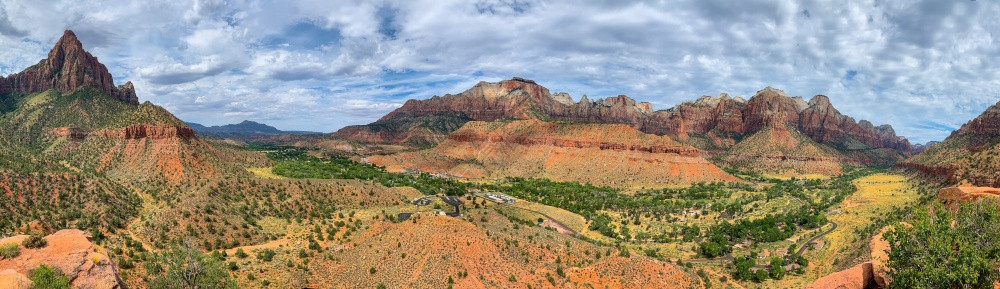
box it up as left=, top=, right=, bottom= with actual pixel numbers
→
left=806, top=224, right=900, bottom=289
left=938, top=183, right=1000, bottom=209
left=0, top=229, right=125, bottom=288
left=94, top=124, right=196, bottom=139
left=0, top=30, right=138, bottom=104
left=0, top=269, right=32, bottom=289
left=804, top=262, right=875, bottom=289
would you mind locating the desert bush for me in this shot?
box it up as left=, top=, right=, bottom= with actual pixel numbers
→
left=0, top=242, right=18, bottom=259
left=22, top=234, right=47, bottom=249
left=256, top=249, right=276, bottom=262
left=28, top=264, right=70, bottom=289
left=146, top=241, right=235, bottom=289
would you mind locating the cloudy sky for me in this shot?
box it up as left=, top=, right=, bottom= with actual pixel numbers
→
left=0, top=0, right=996, bottom=143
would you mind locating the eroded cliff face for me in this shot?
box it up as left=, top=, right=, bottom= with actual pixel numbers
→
left=342, top=78, right=913, bottom=172
left=0, top=30, right=137, bottom=105
left=47, top=124, right=216, bottom=182
left=954, top=101, right=1000, bottom=137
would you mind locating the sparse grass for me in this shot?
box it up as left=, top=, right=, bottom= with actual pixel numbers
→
left=794, top=174, right=919, bottom=286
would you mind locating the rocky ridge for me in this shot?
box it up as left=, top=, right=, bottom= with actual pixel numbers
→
left=904, top=101, right=1000, bottom=186
left=337, top=78, right=913, bottom=172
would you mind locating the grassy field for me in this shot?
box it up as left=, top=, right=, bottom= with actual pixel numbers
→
left=247, top=167, right=287, bottom=179
left=757, top=173, right=919, bottom=288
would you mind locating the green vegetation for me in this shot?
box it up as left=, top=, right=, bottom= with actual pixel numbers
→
left=885, top=201, right=1000, bottom=288
left=145, top=242, right=236, bottom=289
left=0, top=172, right=140, bottom=237
left=268, top=148, right=472, bottom=196
left=256, top=249, right=276, bottom=262
left=28, top=264, right=71, bottom=289
left=0, top=242, right=18, bottom=259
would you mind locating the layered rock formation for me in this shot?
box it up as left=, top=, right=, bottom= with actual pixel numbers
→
left=905, top=101, right=1000, bottom=186
left=369, top=119, right=737, bottom=188
left=93, top=124, right=196, bottom=139
left=0, top=30, right=137, bottom=104
left=0, top=229, right=125, bottom=288
left=338, top=78, right=912, bottom=174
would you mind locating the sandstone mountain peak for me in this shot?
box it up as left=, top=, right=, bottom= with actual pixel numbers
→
left=0, top=29, right=138, bottom=104
left=807, top=95, right=832, bottom=108
left=953, top=100, right=1000, bottom=137
left=791, top=96, right=809, bottom=111
left=552, top=92, right=574, bottom=105
left=755, top=86, right=789, bottom=98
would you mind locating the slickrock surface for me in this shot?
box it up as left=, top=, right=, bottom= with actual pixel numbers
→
left=0, top=229, right=124, bottom=289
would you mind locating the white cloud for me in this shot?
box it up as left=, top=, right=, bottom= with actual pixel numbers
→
left=0, top=0, right=996, bottom=142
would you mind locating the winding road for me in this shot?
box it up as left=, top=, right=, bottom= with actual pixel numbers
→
left=682, top=221, right=839, bottom=266
left=796, top=221, right=838, bottom=256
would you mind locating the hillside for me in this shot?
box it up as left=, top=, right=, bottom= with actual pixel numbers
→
left=369, top=119, right=737, bottom=188
left=336, top=78, right=912, bottom=175
left=904, top=101, right=1000, bottom=186
left=0, top=31, right=235, bottom=182
left=0, top=31, right=260, bottom=239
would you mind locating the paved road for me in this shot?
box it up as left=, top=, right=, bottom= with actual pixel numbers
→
left=682, top=221, right=839, bottom=267
left=796, top=221, right=838, bottom=256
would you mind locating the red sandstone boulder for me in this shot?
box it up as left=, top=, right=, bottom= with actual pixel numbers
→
left=0, top=229, right=125, bottom=289
left=805, top=262, right=875, bottom=289
left=0, top=269, right=32, bottom=289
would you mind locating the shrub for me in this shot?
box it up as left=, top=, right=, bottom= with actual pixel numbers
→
left=22, top=234, right=47, bottom=249
left=235, top=248, right=248, bottom=259
left=886, top=201, right=1000, bottom=288
left=28, top=264, right=70, bottom=289
left=147, top=241, right=235, bottom=289
left=256, top=249, right=276, bottom=262
left=0, top=243, right=19, bottom=259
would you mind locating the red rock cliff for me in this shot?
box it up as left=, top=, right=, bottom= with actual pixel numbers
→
left=358, top=79, right=912, bottom=156
left=0, top=30, right=138, bottom=104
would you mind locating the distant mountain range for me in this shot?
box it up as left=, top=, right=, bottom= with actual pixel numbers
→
left=334, top=77, right=914, bottom=176
left=187, top=120, right=321, bottom=138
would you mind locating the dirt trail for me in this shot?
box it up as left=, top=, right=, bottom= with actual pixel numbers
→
left=512, top=207, right=579, bottom=235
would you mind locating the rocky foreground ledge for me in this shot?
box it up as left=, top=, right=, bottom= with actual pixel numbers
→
left=0, top=229, right=124, bottom=289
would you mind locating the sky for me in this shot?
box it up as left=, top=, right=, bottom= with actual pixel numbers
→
left=0, top=0, right=997, bottom=143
